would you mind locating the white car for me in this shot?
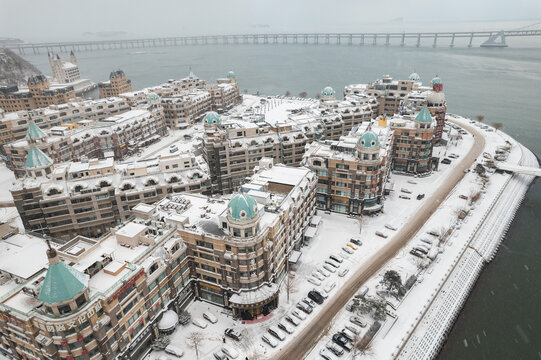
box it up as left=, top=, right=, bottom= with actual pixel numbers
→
left=203, top=311, right=218, bottom=324
left=342, top=246, right=354, bottom=254
left=323, top=264, right=336, bottom=273
left=318, top=267, right=331, bottom=277
left=169, top=144, right=178, bottom=153
left=292, top=310, right=306, bottom=320
left=192, top=318, right=207, bottom=329
left=222, top=345, right=239, bottom=359
left=324, top=282, right=336, bottom=293
left=285, top=314, right=300, bottom=326
left=312, top=271, right=325, bottom=281
left=268, top=326, right=286, bottom=341
left=307, top=277, right=322, bottom=286
left=262, top=334, right=278, bottom=348
left=278, top=320, right=295, bottom=334
left=338, top=268, right=349, bottom=277
left=345, top=323, right=361, bottom=335
left=165, top=345, right=184, bottom=358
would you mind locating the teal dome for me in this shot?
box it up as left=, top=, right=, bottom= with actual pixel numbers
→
left=147, top=92, right=160, bottom=104
left=204, top=111, right=221, bottom=126
left=228, top=193, right=258, bottom=221
left=357, top=131, right=380, bottom=149
left=415, top=107, right=433, bottom=123
left=431, top=76, right=442, bottom=86
left=409, top=72, right=420, bottom=82
left=38, top=261, right=88, bottom=304
left=227, top=71, right=235, bottom=79
left=321, top=86, right=335, bottom=98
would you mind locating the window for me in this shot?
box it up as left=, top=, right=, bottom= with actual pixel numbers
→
left=75, top=294, right=86, bottom=307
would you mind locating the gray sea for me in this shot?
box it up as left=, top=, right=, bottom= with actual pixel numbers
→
left=21, top=34, right=541, bottom=359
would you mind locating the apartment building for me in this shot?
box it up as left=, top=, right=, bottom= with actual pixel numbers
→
left=0, top=97, right=131, bottom=147
left=303, top=117, right=392, bottom=214
left=4, top=106, right=166, bottom=178
left=10, top=152, right=210, bottom=239
left=99, top=70, right=133, bottom=99
left=390, top=107, right=437, bottom=174
left=0, top=75, right=76, bottom=113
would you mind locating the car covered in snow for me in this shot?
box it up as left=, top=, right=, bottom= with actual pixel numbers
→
left=308, top=290, right=324, bottom=304
left=213, top=352, right=228, bottom=360
left=323, top=282, right=336, bottom=293
left=292, top=309, right=307, bottom=320
left=222, top=345, right=239, bottom=359
left=296, top=302, right=312, bottom=314
left=278, top=320, right=295, bottom=334
left=224, top=328, right=242, bottom=341
left=357, top=286, right=368, bottom=298
left=340, top=328, right=356, bottom=341
left=323, top=264, right=337, bottom=273
left=165, top=345, right=184, bottom=358
left=268, top=326, right=286, bottom=341
left=330, top=254, right=344, bottom=263
left=325, top=260, right=340, bottom=268
left=375, top=231, right=388, bottom=238
left=318, top=267, right=331, bottom=277
left=312, top=271, right=325, bottom=281
left=399, top=195, right=411, bottom=200
left=342, top=246, right=354, bottom=254
left=192, top=318, right=207, bottom=329
left=307, top=277, right=322, bottom=286
left=326, top=342, right=344, bottom=356
left=302, top=297, right=316, bottom=308
left=203, top=311, right=218, bottom=324
left=319, top=348, right=334, bottom=360
left=338, top=268, right=349, bottom=277
left=345, top=323, right=361, bottom=335
left=262, top=334, right=278, bottom=348
left=285, top=314, right=300, bottom=326
left=350, top=316, right=367, bottom=327
left=384, top=224, right=397, bottom=231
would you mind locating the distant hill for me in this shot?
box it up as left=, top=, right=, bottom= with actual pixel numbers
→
left=0, top=48, right=42, bottom=86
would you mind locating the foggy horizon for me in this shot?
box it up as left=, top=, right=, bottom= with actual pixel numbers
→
left=1, top=0, right=540, bottom=42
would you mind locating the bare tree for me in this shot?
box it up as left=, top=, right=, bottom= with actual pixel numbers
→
left=414, top=257, right=428, bottom=272
left=476, top=115, right=485, bottom=123
left=187, top=331, right=205, bottom=359
left=493, top=122, right=503, bottom=131
left=285, top=90, right=291, bottom=97
left=468, top=188, right=482, bottom=205
left=284, top=271, right=297, bottom=303
left=298, top=91, right=308, bottom=98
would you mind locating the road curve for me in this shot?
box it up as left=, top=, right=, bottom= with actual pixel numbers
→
left=273, top=120, right=486, bottom=360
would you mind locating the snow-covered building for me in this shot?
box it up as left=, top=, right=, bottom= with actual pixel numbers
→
left=303, top=116, right=393, bottom=214
left=11, top=151, right=210, bottom=239
left=390, top=107, right=438, bottom=174
left=49, top=51, right=81, bottom=84
left=98, top=70, right=133, bottom=99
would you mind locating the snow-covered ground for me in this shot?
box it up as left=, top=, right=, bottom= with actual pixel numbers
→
left=0, top=162, right=16, bottom=203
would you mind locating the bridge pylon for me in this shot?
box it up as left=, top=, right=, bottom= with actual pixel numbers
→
left=481, top=30, right=508, bottom=48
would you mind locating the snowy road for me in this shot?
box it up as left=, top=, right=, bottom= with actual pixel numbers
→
left=273, top=120, right=486, bottom=360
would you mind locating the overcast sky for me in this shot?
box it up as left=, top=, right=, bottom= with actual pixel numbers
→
left=1, top=0, right=540, bottom=42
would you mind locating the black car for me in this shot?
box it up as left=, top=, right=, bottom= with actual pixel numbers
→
left=441, top=158, right=451, bottom=164
left=224, top=328, right=242, bottom=341
left=308, top=290, right=324, bottom=304
left=416, top=193, right=425, bottom=200
left=350, top=238, right=362, bottom=246
left=332, top=333, right=352, bottom=351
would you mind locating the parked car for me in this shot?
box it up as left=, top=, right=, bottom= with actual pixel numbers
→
left=329, top=254, right=344, bottom=263
left=345, top=324, right=361, bottom=335
left=324, top=282, right=337, bottom=293
left=340, top=328, right=356, bottom=341
left=332, top=333, right=352, bottom=351
left=296, top=302, right=312, bottom=314
left=165, top=345, right=184, bottom=358
left=318, top=267, right=331, bottom=277
left=308, top=277, right=322, bottom=286
left=292, top=309, right=307, bottom=320
left=313, top=271, right=325, bottom=281
left=192, top=318, right=207, bottom=329
left=203, top=311, right=218, bottom=324
left=410, top=249, right=425, bottom=258
left=413, top=247, right=428, bottom=255
left=338, top=268, right=349, bottom=277
left=325, top=260, right=340, bottom=269
left=459, top=194, right=468, bottom=200
left=169, top=144, right=179, bottom=153
left=268, top=326, right=286, bottom=341
left=319, top=348, right=334, bottom=360
left=224, top=328, right=242, bottom=341
left=342, top=246, right=354, bottom=254
left=346, top=243, right=358, bottom=250
left=416, top=193, right=425, bottom=200
left=213, top=352, right=229, bottom=360
left=303, top=297, right=316, bottom=308
left=375, top=231, right=388, bottom=238
left=312, top=288, right=327, bottom=299
left=262, top=334, right=278, bottom=348
left=221, top=345, right=239, bottom=359
left=357, top=286, right=369, bottom=298
left=350, top=316, right=367, bottom=327
left=420, top=238, right=433, bottom=245
left=326, top=342, right=344, bottom=356
left=399, top=195, right=411, bottom=200
left=285, top=314, right=300, bottom=326
left=400, top=188, right=412, bottom=194
left=278, top=321, right=295, bottom=334
left=441, top=158, right=451, bottom=164
left=427, top=230, right=440, bottom=237
left=323, top=264, right=337, bottom=273
left=384, top=224, right=397, bottom=231
left=345, top=300, right=355, bottom=312
left=349, top=237, right=362, bottom=246
left=308, top=290, right=325, bottom=304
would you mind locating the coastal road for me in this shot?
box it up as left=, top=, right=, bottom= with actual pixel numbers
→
left=273, top=119, right=486, bottom=360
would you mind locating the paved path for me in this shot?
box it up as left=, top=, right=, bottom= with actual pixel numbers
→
left=274, top=120, right=486, bottom=359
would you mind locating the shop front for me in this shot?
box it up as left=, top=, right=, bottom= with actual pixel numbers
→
left=229, top=283, right=279, bottom=320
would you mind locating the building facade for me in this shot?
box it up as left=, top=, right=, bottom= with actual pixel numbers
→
left=99, top=71, right=133, bottom=99
left=49, top=51, right=81, bottom=84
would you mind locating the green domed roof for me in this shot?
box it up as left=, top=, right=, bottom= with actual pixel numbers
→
left=228, top=193, right=258, bottom=221
left=409, top=72, right=420, bottom=82
left=24, top=147, right=53, bottom=169
left=321, top=86, right=335, bottom=98
left=38, top=261, right=89, bottom=304
left=25, top=122, right=47, bottom=141
left=204, top=111, right=221, bottom=126
left=431, top=76, right=442, bottom=86
left=415, top=107, right=433, bottom=123
left=357, top=131, right=380, bottom=149
left=147, top=92, right=160, bottom=104
left=227, top=71, right=235, bottom=79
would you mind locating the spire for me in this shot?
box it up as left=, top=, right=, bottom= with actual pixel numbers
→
left=46, top=239, right=59, bottom=265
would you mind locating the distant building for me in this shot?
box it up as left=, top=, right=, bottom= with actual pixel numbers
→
left=98, top=70, right=133, bottom=98
left=426, top=76, right=447, bottom=142
left=303, top=118, right=392, bottom=214
left=49, top=51, right=81, bottom=84
left=390, top=107, right=438, bottom=174
left=0, top=74, right=76, bottom=112
left=4, top=103, right=166, bottom=177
